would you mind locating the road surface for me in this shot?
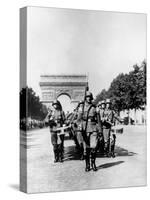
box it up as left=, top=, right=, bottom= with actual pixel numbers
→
left=20, top=125, right=147, bottom=193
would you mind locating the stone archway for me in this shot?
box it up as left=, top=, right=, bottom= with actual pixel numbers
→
left=39, top=74, right=88, bottom=110
left=57, top=93, right=73, bottom=114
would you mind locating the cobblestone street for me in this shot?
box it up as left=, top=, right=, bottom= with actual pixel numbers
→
left=20, top=125, right=146, bottom=193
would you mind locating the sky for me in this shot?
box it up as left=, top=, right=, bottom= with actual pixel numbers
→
left=27, top=6, right=146, bottom=100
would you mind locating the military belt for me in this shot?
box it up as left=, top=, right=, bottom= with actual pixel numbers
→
left=82, top=118, right=96, bottom=122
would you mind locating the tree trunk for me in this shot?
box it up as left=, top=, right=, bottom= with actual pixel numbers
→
left=134, top=108, right=137, bottom=125
left=127, top=109, right=130, bottom=125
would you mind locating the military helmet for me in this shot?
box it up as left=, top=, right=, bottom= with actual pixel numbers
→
left=52, top=100, right=60, bottom=106
left=76, top=101, right=84, bottom=110
left=85, top=91, right=93, bottom=100
left=98, top=101, right=102, bottom=106
left=101, top=100, right=105, bottom=104
left=106, top=99, right=111, bottom=104
left=79, top=100, right=84, bottom=104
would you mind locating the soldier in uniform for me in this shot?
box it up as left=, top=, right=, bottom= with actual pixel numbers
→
left=100, top=99, right=113, bottom=156
left=78, top=91, right=100, bottom=172
left=48, top=100, right=66, bottom=163
left=96, top=100, right=106, bottom=154
left=98, top=100, right=106, bottom=119
left=74, top=101, right=84, bottom=160
left=101, top=99, right=122, bottom=157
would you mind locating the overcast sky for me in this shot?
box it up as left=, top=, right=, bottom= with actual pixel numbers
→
left=27, top=7, right=146, bottom=99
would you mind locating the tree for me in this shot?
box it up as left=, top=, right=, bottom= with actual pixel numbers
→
left=94, top=89, right=108, bottom=105
left=94, top=60, right=147, bottom=113
left=107, top=73, right=129, bottom=112
left=20, top=87, right=48, bottom=120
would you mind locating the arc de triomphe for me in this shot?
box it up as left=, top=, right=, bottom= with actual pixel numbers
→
left=39, top=74, right=88, bottom=108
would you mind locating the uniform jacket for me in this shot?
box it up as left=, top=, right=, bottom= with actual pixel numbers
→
left=77, top=102, right=98, bottom=133
left=49, top=109, right=65, bottom=130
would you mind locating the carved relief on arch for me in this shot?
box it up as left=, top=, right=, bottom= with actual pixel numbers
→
left=55, top=88, right=72, bottom=100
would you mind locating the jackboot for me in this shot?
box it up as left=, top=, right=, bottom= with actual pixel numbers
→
left=80, top=143, right=84, bottom=160
left=54, top=149, right=59, bottom=163
left=58, top=144, right=63, bottom=162
left=91, top=150, right=97, bottom=171
left=85, top=149, right=90, bottom=172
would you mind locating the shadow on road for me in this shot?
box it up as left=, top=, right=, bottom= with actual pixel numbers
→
left=63, top=145, right=81, bottom=161
left=115, top=146, right=137, bottom=157
left=63, top=144, right=136, bottom=161
left=97, top=161, right=124, bottom=170
left=96, top=145, right=136, bottom=158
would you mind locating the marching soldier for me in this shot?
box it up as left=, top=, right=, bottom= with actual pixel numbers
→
left=98, top=100, right=106, bottom=120
left=78, top=91, right=100, bottom=172
left=48, top=100, right=66, bottom=163
left=96, top=100, right=105, bottom=154
left=100, top=99, right=114, bottom=156
left=75, top=101, right=85, bottom=160
left=101, top=99, right=121, bottom=157
left=65, top=101, right=85, bottom=160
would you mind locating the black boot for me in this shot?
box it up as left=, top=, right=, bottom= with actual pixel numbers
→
left=91, top=150, right=97, bottom=171
left=111, top=134, right=116, bottom=158
left=54, top=149, right=58, bottom=163
left=80, top=143, right=84, bottom=160
left=53, top=144, right=59, bottom=163
left=58, top=144, right=63, bottom=162
left=85, top=156, right=90, bottom=172
left=85, top=149, right=90, bottom=172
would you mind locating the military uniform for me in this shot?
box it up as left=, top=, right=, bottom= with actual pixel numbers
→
left=101, top=99, right=116, bottom=157
left=78, top=92, right=100, bottom=171
left=48, top=100, right=65, bottom=162
left=96, top=101, right=105, bottom=154
left=75, top=102, right=84, bottom=160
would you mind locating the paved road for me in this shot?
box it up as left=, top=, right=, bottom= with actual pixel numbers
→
left=20, top=125, right=147, bottom=193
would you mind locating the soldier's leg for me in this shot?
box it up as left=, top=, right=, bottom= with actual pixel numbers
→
left=58, top=143, right=63, bottom=162
left=85, top=147, right=90, bottom=172
left=103, top=128, right=110, bottom=156
left=80, top=143, right=84, bottom=160
left=57, top=135, right=63, bottom=162
left=51, top=131, right=59, bottom=162
left=111, top=134, right=116, bottom=157
left=91, top=149, right=97, bottom=171
left=83, top=133, right=90, bottom=172
left=107, top=129, right=112, bottom=157
left=53, top=144, right=59, bottom=163
left=76, top=131, right=84, bottom=160
left=90, top=132, right=98, bottom=171
left=60, top=134, right=65, bottom=153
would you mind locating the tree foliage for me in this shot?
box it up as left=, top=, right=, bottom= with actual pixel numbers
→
left=95, top=60, right=146, bottom=112
left=20, top=87, right=48, bottom=120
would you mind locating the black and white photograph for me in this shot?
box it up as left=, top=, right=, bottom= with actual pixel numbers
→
left=20, top=6, right=147, bottom=194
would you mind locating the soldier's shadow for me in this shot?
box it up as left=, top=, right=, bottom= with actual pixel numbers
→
left=63, top=145, right=137, bottom=161
left=63, top=145, right=82, bottom=161
left=97, top=145, right=137, bottom=158
left=114, top=146, right=137, bottom=157
left=97, top=161, right=124, bottom=170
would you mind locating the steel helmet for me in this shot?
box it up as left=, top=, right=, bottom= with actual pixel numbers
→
left=106, top=99, right=111, bottom=104
left=52, top=100, right=60, bottom=106
left=85, top=91, right=93, bottom=100
left=101, top=100, right=106, bottom=105
left=98, top=101, right=102, bottom=106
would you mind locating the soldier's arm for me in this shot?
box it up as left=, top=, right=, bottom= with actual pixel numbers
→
left=76, top=107, right=83, bottom=122
left=113, top=111, right=123, bottom=124
left=96, top=111, right=103, bottom=133
left=62, top=111, right=66, bottom=122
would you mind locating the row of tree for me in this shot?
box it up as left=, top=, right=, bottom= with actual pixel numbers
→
left=94, top=60, right=146, bottom=113
left=20, top=87, right=48, bottom=120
